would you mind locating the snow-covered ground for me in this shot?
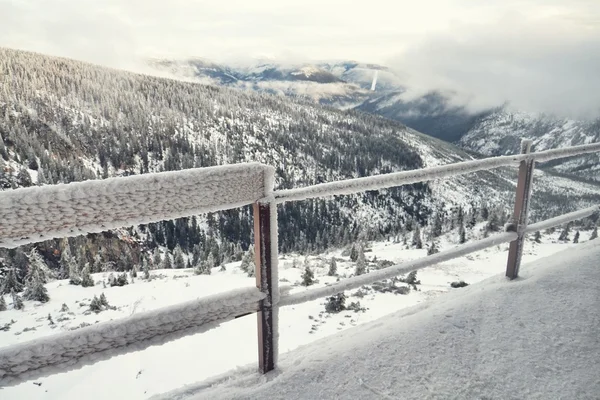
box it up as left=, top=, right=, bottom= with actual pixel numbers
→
left=0, top=229, right=594, bottom=399
left=173, top=238, right=600, bottom=400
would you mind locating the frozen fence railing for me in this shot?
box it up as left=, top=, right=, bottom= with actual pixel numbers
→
left=0, top=163, right=273, bottom=248
left=0, top=141, right=599, bottom=387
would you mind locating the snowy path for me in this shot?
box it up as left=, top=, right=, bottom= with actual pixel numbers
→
left=163, top=239, right=600, bottom=400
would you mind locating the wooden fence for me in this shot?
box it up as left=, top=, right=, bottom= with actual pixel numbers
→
left=0, top=140, right=599, bottom=385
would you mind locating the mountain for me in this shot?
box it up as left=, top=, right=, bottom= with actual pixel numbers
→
left=0, top=47, right=599, bottom=283
left=146, top=58, right=600, bottom=182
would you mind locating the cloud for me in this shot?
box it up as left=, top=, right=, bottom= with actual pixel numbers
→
left=0, top=0, right=598, bottom=116
left=387, top=11, right=600, bottom=117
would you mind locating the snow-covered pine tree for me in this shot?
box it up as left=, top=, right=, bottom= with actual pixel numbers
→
left=534, top=231, right=542, bottom=243
left=427, top=241, right=439, bottom=255
left=80, top=263, right=95, bottom=287
left=591, top=227, right=598, bottom=241
left=173, top=245, right=185, bottom=269
left=328, top=258, right=337, bottom=276
left=411, top=225, right=423, bottom=249
left=26, top=248, right=52, bottom=284
left=558, top=225, right=570, bottom=241
left=432, top=212, right=443, bottom=238
left=24, top=268, right=49, bottom=303
left=0, top=295, right=6, bottom=311
left=152, top=248, right=162, bottom=267
left=11, top=289, right=24, bottom=310
left=0, top=266, right=23, bottom=295
left=458, top=222, right=466, bottom=244
left=240, top=248, right=255, bottom=277
left=162, top=253, right=172, bottom=269
left=355, top=247, right=367, bottom=276
left=573, top=231, right=580, bottom=244
left=350, top=244, right=359, bottom=262
left=301, top=265, right=315, bottom=286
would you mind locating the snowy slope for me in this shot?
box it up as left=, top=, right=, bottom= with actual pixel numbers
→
left=459, top=109, right=600, bottom=180
left=0, top=230, right=595, bottom=399
left=161, top=238, right=600, bottom=400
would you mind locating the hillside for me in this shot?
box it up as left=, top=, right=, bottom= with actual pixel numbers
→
left=145, top=57, right=600, bottom=182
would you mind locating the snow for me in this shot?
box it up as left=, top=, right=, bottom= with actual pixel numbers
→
left=0, top=286, right=265, bottom=386
left=0, top=230, right=592, bottom=399
left=0, top=163, right=272, bottom=248
left=279, top=231, right=517, bottom=307
left=166, top=239, right=600, bottom=400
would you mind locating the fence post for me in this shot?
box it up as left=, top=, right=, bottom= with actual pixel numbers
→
left=253, top=201, right=276, bottom=373
left=506, top=139, right=535, bottom=279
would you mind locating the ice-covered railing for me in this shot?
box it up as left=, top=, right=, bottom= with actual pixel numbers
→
left=0, top=163, right=272, bottom=248
left=0, top=141, right=599, bottom=387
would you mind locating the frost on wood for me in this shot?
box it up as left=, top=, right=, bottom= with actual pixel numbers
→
left=0, top=287, right=265, bottom=386
left=0, top=163, right=273, bottom=248
left=272, top=142, right=600, bottom=204
left=279, top=232, right=518, bottom=307
left=525, top=205, right=600, bottom=234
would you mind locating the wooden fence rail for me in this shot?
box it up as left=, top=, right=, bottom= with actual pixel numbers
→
left=0, top=139, right=599, bottom=386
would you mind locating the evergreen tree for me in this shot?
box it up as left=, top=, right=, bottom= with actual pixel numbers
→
left=173, top=245, right=185, bottom=269
left=0, top=295, right=6, bottom=311
left=558, top=226, right=570, bottom=241
left=0, top=266, right=23, bottom=295
left=152, top=248, right=162, bottom=267
left=427, top=240, right=439, bottom=255
left=26, top=248, right=52, bottom=284
left=534, top=231, right=542, bottom=243
left=24, top=269, right=49, bottom=302
left=162, top=253, right=172, bottom=269
left=142, top=260, right=150, bottom=280
left=458, top=222, right=466, bottom=244
left=349, top=244, right=359, bottom=262
left=301, top=265, right=315, bottom=286
left=486, top=212, right=500, bottom=233
left=411, top=225, right=423, bottom=249
left=328, top=258, right=337, bottom=276
left=325, top=292, right=346, bottom=313
left=69, top=257, right=82, bottom=285
left=80, top=263, right=95, bottom=287
left=240, top=249, right=255, bottom=277
left=11, top=289, right=24, bottom=310
left=573, top=231, right=580, bottom=244
left=355, top=247, right=367, bottom=276
left=590, top=227, right=598, bottom=241
left=432, top=212, right=443, bottom=238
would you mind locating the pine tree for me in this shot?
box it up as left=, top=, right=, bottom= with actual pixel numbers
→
left=12, top=289, right=24, bottom=310
left=573, top=231, right=580, bottom=244
left=355, top=247, right=367, bottom=276
left=24, top=269, right=49, bottom=303
left=350, top=244, right=359, bottom=262
left=152, top=248, right=162, bottom=267
left=301, top=265, right=315, bottom=286
left=558, top=226, right=570, bottom=241
left=590, top=227, right=598, bottom=241
left=162, top=253, right=172, bottom=269
left=0, top=266, right=23, bottom=295
left=69, top=257, right=82, bottom=285
left=26, top=248, right=52, bottom=284
left=432, top=212, right=443, bottom=238
left=0, top=295, right=6, bottom=311
left=427, top=241, right=439, bottom=255
left=80, top=263, right=95, bottom=287
left=325, top=292, right=346, bottom=313
left=328, top=258, right=337, bottom=276
left=240, top=249, right=255, bottom=277
left=205, top=253, right=215, bottom=273
left=458, top=222, right=466, bottom=244
left=411, top=225, right=423, bottom=249
left=534, top=231, right=542, bottom=243
left=142, top=259, right=150, bottom=279
left=486, top=212, right=500, bottom=233
left=173, top=245, right=185, bottom=269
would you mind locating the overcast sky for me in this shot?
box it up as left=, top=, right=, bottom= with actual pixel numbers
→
left=1, top=0, right=599, bottom=116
